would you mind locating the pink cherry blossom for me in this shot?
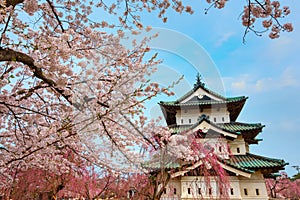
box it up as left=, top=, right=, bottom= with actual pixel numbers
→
left=283, top=23, right=293, bottom=32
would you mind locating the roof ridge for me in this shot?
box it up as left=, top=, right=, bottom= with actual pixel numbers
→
left=246, top=153, right=286, bottom=163
left=224, top=121, right=264, bottom=126
left=226, top=96, right=248, bottom=100
left=159, top=96, right=248, bottom=105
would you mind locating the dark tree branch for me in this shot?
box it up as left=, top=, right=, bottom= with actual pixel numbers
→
left=5, top=0, right=24, bottom=7
left=0, top=64, right=13, bottom=80
left=120, top=112, right=158, bottom=150
left=243, top=0, right=252, bottom=43
left=0, top=12, right=12, bottom=46
left=13, top=82, right=48, bottom=100
left=254, top=0, right=283, bottom=27
left=46, top=0, right=72, bottom=48
left=101, top=120, right=133, bottom=163
left=0, top=101, right=57, bottom=120
left=0, top=48, right=73, bottom=105
left=5, top=131, right=78, bottom=166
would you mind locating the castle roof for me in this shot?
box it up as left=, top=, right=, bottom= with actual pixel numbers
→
left=217, top=122, right=264, bottom=132
left=171, top=120, right=263, bottom=134
left=159, top=82, right=247, bottom=122
left=224, top=153, right=288, bottom=174
left=144, top=153, right=287, bottom=178
left=217, top=122, right=265, bottom=144
left=169, top=117, right=264, bottom=144
left=159, top=96, right=247, bottom=107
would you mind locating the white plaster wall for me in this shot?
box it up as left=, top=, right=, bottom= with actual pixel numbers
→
left=180, top=176, right=219, bottom=199
left=201, top=138, right=230, bottom=159
left=228, top=136, right=248, bottom=155
left=228, top=177, right=242, bottom=199
left=176, top=107, right=230, bottom=125
left=210, top=108, right=231, bottom=124
left=161, top=179, right=181, bottom=199
left=179, top=176, right=246, bottom=199
left=238, top=172, right=269, bottom=200
left=163, top=172, right=269, bottom=200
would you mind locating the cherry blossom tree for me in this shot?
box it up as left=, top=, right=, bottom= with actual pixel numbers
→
left=5, top=165, right=122, bottom=199
left=265, top=172, right=300, bottom=199
left=8, top=168, right=71, bottom=200
left=0, top=0, right=294, bottom=199
left=0, top=0, right=172, bottom=195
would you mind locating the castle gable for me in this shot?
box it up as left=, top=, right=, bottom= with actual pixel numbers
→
left=179, top=85, right=225, bottom=104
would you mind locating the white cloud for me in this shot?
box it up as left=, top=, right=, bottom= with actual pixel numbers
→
left=223, top=66, right=300, bottom=94
left=280, top=67, right=299, bottom=88
left=277, top=120, right=298, bottom=132
left=231, top=80, right=246, bottom=90
left=215, top=32, right=235, bottom=47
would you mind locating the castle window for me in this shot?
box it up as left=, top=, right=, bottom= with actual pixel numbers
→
left=237, top=147, right=240, bottom=153
left=174, top=188, right=177, bottom=195
left=230, top=188, right=234, bottom=195
left=220, top=188, right=223, bottom=195
left=163, top=188, right=166, bottom=194
left=188, top=188, right=191, bottom=194
left=222, top=117, right=225, bottom=122
left=198, top=188, right=201, bottom=195
left=219, top=146, right=222, bottom=152
left=214, top=117, right=216, bottom=122
left=181, top=119, right=183, bottom=124
left=208, top=188, right=212, bottom=195
left=244, top=188, right=248, bottom=196
left=256, top=189, right=260, bottom=195
left=189, top=119, right=191, bottom=123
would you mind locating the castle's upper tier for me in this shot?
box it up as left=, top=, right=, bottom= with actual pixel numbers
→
left=159, top=79, right=248, bottom=126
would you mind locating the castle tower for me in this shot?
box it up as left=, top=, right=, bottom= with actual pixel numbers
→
left=157, top=75, right=287, bottom=199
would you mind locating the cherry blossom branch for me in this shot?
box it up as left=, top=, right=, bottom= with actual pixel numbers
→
left=0, top=48, right=73, bottom=105
left=3, top=103, right=27, bottom=142
left=4, top=130, right=77, bottom=166
left=120, top=112, right=158, bottom=150
left=0, top=64, right=13, bottom=80
left=0, top=11, right=12, bottom=46
left=12, top=83, right=48, bottom=100
left=0, top=101, right=57, bottom=120
left=46, top=0, right=72, bottom=48
left=46, top=0, right=65, bottom=32
left=243, top=0, right=252, bottom=43
left=92, top=175, right=118, bottom=199
left=101, top=120, right=133, bottom=164
left=61, top=143, right=111, bottom=171
left=241, top=0, right=292, bottom=40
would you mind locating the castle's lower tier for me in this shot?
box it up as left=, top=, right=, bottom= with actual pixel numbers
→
left=161, top=172, right=269, bottom=200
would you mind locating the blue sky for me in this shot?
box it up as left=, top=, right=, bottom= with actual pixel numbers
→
left=138, top=0, right=300, bottom=176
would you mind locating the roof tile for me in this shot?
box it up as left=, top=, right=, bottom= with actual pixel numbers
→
left=225, top=153, right=287, bottom=170
left=159, top=96, right=247, bottom=107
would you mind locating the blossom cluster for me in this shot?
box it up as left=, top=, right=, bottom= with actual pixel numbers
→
left=240, top=0, right=292, bottom=39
